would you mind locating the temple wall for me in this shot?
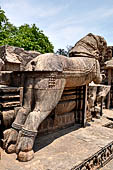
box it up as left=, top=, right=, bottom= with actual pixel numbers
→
left=110, top=70, right=113, bottom=107
left=4, top=62, right=20, bottom=71
left=102, top=69, right=113, bottom=108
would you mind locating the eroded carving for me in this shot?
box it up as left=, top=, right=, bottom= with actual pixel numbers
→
left=4, top=33, right=107, bottom=161
left=88, top=82, right=110, bottom=117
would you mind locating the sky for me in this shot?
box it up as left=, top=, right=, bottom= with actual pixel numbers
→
left=0, top=0, right=113, bottom=51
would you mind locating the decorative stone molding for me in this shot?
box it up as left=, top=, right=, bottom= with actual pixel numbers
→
left=21, top=128, right=37, bottom=137
left=12, top=122, right=23, bottom=131
left=71, top=141, right=113, bottom=170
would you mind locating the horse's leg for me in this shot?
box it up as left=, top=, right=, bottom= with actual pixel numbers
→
left=5, top=78, right=34, bottom=153
left=93, top=60, right=102, bottom=84
left=16, top=78, right=66, bottom=161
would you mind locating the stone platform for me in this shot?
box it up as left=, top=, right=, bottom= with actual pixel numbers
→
left=1, top=109, right=113, bottom=170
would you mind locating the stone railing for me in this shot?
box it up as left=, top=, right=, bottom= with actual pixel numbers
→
left=71, top=141, right=113, bottom=170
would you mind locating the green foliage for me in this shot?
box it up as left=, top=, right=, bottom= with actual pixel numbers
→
left=0, top=8, right=8, bottom=27
left=56, top=45, right=73, bottom=57
left=56, top=48, right=68, bottom=56
left=0, top=8, right=54, bottom=53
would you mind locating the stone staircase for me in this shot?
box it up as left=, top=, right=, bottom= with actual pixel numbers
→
left=0, top=86, right=23, bottom=128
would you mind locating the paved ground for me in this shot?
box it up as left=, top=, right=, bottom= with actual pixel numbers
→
left=1, top=109, right=113, bottom=170
left=102, top=159, right=113, bottom=170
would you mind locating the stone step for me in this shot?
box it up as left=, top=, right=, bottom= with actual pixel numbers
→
left=0, top=95, right=20, bottom=99
left=61, top=94, right=77, bottom=101
left=63, top=90, right=76, bottom=95
left=63, top=89, right=83, bottom=95
left=0, top=87, right=20, bottom=93
left=0, top=101, right=20, bottom=108
left=55, top=100, right=76, bottom=115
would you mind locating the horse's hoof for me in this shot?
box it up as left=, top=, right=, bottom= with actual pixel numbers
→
left=3, top=129, right=12, bottom=140
left=2, top=129, right=12, bottom=149
left=17, top=150, right=34, bottom=162
left=6, top=144, right=16, bottom=154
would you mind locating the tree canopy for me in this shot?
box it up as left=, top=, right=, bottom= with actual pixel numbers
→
left=56, top=48, right=68, bottom=56
left=0, top=8, right=54, bottom=53
left=56, top=46, right=72, bottom=57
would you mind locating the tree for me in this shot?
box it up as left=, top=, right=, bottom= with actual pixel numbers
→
left=0, top=8, right=17, bottom=42
left=0, top=8, right=8, bottom=27
left=0, top=8, right=54, bottom=53
left=66, top=45, right=73, bottom=55
left=56, top=48, right=68, bottom=56
left=56, top=45, right=73, bottom=57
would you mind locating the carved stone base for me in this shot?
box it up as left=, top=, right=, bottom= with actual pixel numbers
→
left=72, top=141, right=113, bottom=170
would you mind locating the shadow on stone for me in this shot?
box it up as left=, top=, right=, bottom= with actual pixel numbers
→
left=33, top=124, right=81, bottom=152
left=106, top=117, right=113, bottom=121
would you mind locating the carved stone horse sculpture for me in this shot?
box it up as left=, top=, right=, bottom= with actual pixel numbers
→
left=4, top=33, right=107, bottom=161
